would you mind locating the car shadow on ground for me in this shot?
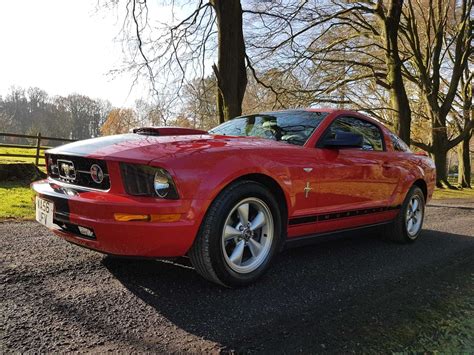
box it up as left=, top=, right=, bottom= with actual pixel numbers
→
left=102, top=228, right=474, bottom=350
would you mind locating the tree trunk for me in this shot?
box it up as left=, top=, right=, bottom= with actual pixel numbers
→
left=389, top=78, right=411, bottom=143
left=460, top=135, right=471, bottom=187
left=216, top=86, right=225, bottom=124
left=457, top=141, right=471, bottom=188
left=459, top=68, right=472, bottom=187
left=211, top=0, right=247, bottom=121
left=432, top=144, right=448, bottom=187
left=382, top=0, right=412, bottom=144
left=431, top=110, right=450, bottom=187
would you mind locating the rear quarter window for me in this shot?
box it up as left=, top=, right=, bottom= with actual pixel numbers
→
left=389, top=132, right=411, bottom=152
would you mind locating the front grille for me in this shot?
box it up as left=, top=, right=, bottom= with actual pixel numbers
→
left=46, top=154, right=110, bottom=190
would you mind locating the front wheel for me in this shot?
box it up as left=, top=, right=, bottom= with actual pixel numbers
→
left=189, top=181, right=282, bottom=287
left=385, top=186, right=425, bottom=243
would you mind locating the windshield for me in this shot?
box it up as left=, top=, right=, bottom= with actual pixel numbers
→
left=209, top=110, right=328, bottom=146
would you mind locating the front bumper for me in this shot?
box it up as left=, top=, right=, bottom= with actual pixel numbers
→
left=32, top=179, right=207, bottom=257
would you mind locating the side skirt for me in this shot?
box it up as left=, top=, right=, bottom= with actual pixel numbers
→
left=284, top=221, right=393, bottom=249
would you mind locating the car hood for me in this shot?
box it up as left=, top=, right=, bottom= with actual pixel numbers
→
left=47, top=133, right=291, bottom=164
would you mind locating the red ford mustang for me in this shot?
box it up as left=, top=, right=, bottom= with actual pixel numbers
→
left=32, top=109, right=436, bottom=286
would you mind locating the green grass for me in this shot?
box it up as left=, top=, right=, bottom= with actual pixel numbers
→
left=0, top=146, right=46, bottom=165
left=0, top=181, right=35, bottom=220
left=0, top=146, right=47, bottom=220
left=433, top=187, right=474, bottom=200
left=447, top=176, right=474, bottom=186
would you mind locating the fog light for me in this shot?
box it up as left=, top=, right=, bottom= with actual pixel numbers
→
left=78, top=226, right=94, bottom=237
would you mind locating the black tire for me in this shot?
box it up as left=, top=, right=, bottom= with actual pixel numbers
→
left=385, top=186, right=425, bottom=243
left=188, top=180, right=282, bottom=287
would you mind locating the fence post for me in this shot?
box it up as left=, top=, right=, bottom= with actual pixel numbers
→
left=35, top=132, right=41, bottom=166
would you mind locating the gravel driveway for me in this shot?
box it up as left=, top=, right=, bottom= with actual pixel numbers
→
left=1, top=205, right=473, bottom=353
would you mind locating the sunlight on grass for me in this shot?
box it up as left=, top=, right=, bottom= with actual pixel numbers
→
left=433, top=188, right=474, bottom=200
left=0, top=146, right=46, bottom=165
left=0, top=182, right=35, bottom=220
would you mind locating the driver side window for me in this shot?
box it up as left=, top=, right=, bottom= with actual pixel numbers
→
left=326, top=116, right=384, bottom=151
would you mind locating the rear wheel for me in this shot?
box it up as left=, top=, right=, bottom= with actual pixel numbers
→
left=385, top=186, right=425, bottom=243
left=189, top=180, right=282, bottom=287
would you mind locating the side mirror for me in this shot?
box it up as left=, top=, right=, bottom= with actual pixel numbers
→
left=322, top=132, right=363, bottom=148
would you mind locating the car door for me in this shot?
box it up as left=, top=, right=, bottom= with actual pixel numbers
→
left=313, top=116, right=399, bottom=215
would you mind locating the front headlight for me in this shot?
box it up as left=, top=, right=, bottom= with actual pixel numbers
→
left=120, top=163, right=179, bottom=199
left=153, top=169, right=176, bottom=198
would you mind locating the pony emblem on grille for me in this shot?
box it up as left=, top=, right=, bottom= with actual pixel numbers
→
left=57, top=160, right=76, bottom=181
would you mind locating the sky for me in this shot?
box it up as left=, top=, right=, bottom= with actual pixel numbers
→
left=0, top=0, right=152, bottom=107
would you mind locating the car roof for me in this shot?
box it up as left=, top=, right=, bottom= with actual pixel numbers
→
left=239, top=108, right=383, bottom=128
left=304, top=108, right=340, bottom=113
left=245, top=108, right=338, bottom=116
left=254, top=108, right=357, bottom=115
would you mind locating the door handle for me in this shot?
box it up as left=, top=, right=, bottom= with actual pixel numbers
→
left=382, top=162, right=392, bottom=169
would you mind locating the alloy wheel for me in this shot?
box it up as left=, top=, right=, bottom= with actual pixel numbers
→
left=405, top=195, right=423, bottom=238
left=221, top=197, right=274, bottom=274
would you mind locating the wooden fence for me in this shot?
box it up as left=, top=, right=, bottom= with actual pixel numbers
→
left=0, top=132, right=75, bottom=167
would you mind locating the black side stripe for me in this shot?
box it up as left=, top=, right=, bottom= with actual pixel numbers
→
left=289, top=205, right=401, bottom=226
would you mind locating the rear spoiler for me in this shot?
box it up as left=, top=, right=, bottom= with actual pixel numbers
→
left=132, top=127, right=208, bottom=136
